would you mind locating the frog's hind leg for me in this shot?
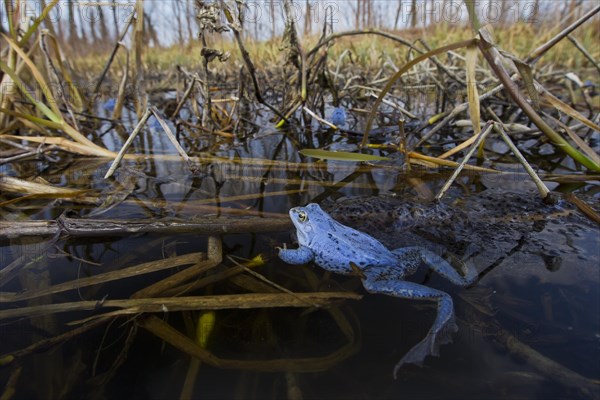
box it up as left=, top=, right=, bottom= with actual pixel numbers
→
left=361, top=276, right=457, bottom=379
left=392, top=247, right=477, bottom=286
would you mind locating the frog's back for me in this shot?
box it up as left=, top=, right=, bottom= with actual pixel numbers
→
left=308, top=217, right=397, bottom=274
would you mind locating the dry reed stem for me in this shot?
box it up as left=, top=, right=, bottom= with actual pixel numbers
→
left=0, top=216, right=292, bottom=239
left=0, top=292, right=362, bottom=320
left=493, top=124, right=551, bottom=199
left=407, top=152, right=497, bottom=173
left=150, top=106, right=191, bottom=164
left=363, top=39, right=478, bottom=147
left=170, top=77, right=197, bottom=119
left=527, top=4, right=600, bottom=64
left=0, top=176, right=89, bottom=196
left=112, top=50, right=129, bottom=120
left=103, top=108, right=152, bottom=178
left=132, top=0, right=146, bottom=117
left=159, top=264, right=248, bottom=298
left=563, top=193, right=600, bottom=224
left=132, top=236, right=222, bottom=298
left=567, top=35, right=600, bottom=74
left=302, top=106, right=337, bottom=129
left=436, top=123, right=494, bottom=200
left=306, top=29, right=421, bottom=58
left=414, top=83, right=506, bottom=150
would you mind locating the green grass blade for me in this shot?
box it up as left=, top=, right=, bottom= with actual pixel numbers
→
left=2, top=34, right=62, bottom=118
left=18, top=0, right=60, bottom=46
left=0, top=60, right=59, bottom=121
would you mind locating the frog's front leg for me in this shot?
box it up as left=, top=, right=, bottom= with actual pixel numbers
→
left=278, top=245, right=315, bottom=265
left=361, top=276, right=457, bottom=379
left=393, top=247, right=477, bottom=286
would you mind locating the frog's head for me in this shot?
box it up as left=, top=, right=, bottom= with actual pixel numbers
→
left=289, top=203, right=329, bottom=246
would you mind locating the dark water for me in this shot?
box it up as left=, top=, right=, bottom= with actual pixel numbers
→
left=1, top=122, right=599, bottom=399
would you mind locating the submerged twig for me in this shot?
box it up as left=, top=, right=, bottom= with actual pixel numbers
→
left=138, top=310, right=358, bottom=372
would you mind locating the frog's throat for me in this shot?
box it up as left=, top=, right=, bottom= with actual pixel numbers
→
left=296, top=226, right=310, bottom=245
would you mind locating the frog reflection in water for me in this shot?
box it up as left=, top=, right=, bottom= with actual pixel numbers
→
left=278, top=203, right=477, bottom=378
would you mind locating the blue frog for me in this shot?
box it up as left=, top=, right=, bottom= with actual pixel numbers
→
left=278, top=203, right=477, bottom=378
left=330, top=107, right=347, bottom=127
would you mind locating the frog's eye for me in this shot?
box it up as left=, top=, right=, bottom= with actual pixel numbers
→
left=297, top=210, right=308, bottom=223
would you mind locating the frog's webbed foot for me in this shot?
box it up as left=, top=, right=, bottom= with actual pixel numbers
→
left=278, top=245, right=315, bottom=265
left=361, top=276, right=457, bottom=379
left=392, top=247, right=478, bottom=286
left=392, top=312, right=458, bottom=377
